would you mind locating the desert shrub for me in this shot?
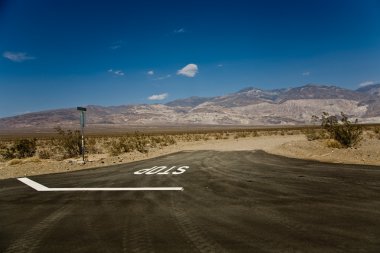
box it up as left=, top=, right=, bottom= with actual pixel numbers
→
left=149, top=136, right=161, bottom=148
left=164, top=135, right=176, bottom=145
left=374, top=127, right=380, bottom=140
left=38, top=149, right=52, bottom=159
left=85, top=137, right=99, bottom=154
left=213, top=133, right=223, bottom=140
left=0, top=145, right=16, bottom=160
left=25, top=157, right=41, bottom=163
left=305, top=129, right=329, bottom=141
left=251, top=131, right=259, bottom=137
left=135, top=139, right=149, bottom=153
left=107, top=133, right=158, bottom=156
left=15, top=139, right=37, bottom=158
left=195, top=134, right=203, bottom=141
left=325, top=139, right=342, bottom=149
left=234, top=131, right=250, bottom=139
left=108, top=136, right=136, bottom=155
left=202, top=134, right=210, bottom=141
left=54, top=127, right=81, bottom=158
left=7, top=158, right=23, bottom=166
left=313, top=112, right=363, bottom=148
left=263, top=130, right=277, bottom=136
left=108, top=139, right=124, bottom=156
left=305, top=129, right=318, bottom=141
left=0, top=138, right=36, bottom=159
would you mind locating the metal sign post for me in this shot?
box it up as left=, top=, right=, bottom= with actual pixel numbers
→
left=77, top=107, right=87, bottom=163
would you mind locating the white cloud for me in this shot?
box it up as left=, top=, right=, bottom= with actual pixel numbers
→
left=110, top=40, right=122, bottom=50
left=108, top=69, right=125, bottom=76
left=302, top=71, right=310, bottom=76
left=3, top=51, right=35, bottom=62
left=148, top=93, right=168, bottom=100
left=154, top=74, right=171, bottom=80
left=359, top=81, right=374, bottom=87
left=174, top=28, right=185, bottom=33
left=147, top=70, right=154, bottom=75
left=177, top=63, right=198, bottom=77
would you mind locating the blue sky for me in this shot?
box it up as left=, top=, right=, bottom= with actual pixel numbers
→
left=1, top=0, right=379, bottom=117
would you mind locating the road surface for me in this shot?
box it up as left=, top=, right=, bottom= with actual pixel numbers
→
left=1, top=150, right=380, bottom=252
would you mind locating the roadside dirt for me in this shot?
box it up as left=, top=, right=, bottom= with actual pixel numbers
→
left=1, top=134, right=379, bottom=179
left=271, top=135, right=380, bottom=166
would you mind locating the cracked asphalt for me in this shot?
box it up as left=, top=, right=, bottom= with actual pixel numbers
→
left=1, top=150, right=380, bottom=252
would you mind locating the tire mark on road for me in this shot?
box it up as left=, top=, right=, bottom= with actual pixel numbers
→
left=170, top=194, right=227, bottom=253
left=83, top=205, right=114, bottom=253
left=4, top=205, right=71, bottom=253
left=122, top=203, right=154, bottom=253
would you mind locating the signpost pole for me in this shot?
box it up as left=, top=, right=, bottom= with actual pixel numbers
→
left=77, top=107, right=87, bottom=164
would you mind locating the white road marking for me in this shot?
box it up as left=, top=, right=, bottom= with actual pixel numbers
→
left=134, top=165, right=190, bottom=175
left=17, top=177, right=184, bottom=191
left=18, top=177, right=49, bottom=191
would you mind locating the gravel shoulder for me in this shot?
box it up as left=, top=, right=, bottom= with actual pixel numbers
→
left=1, top=134, right=379, bottom=180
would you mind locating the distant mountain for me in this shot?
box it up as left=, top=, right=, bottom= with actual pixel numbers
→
left=355, top=84, right=380, bottom=117
left=165, top=96, right=211, bottom=107
left=278, top=84, right=366, bottom=102
left=356, top=83, right=380, bottom=96
left=1, top=84, right=379, bottom=129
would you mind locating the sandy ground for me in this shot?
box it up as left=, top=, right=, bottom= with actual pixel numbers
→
left=0, top=134, right=379, bottom=179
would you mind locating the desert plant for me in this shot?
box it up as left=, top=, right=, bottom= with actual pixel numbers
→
left=0, top=144, right=16, bottom=160
left=163, top=135, right=176, bottom=145
left=305, top=129, right=319, bottom=141
left=108, top=136, right=136, bottom=155
left=24, top=157, right=41, bottom=163
left=7, top=158, right=23, bottom=166
left=0, top=138, right=36, bottom=159
left=85, top=137, right=99, bottom=154
left=374, top=127, right=380, bottom=140
left=107, top=133, right=160, bottom=156
left=213, top=133, right=222, bottom=140
left=191, top=134, right=202, bottom=141
left=313, top=112, right=363, bottom=148
left=54, top=127, right=81, bottom=158
left=234, top=131, right=250, bottom=139
left=108, top=139, right=124, bottom=156
left=15, top=139, right=37, bottom=158
left=325, top=139, right=342, bottom=148
left=38, top=149, right=53, bottom=159
left=251, top=131, right=259, bottom=137
left=305, top=129, right=329, bottom=141
left=200, top=134, right=208, bottom=141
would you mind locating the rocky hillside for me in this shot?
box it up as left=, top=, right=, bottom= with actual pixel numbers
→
left=1, top=84, right=379, bottom=128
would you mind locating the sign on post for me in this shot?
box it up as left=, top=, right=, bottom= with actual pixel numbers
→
left=77, top=107, right=87, bottom=163
left=80, top=111, right=85, bottom=128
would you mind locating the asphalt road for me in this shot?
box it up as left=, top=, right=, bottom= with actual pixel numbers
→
left=1, top=150, right=380, bottom=253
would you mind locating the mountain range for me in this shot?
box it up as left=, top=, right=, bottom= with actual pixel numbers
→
left=1, top=84, right=379, bottom=129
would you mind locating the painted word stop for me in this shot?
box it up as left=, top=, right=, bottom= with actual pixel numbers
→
left=134, top=166, right=189, bottom=175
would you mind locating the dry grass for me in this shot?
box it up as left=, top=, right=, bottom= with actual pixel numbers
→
left=325, top=139, right=342, bottom=149
left=7, top=159, right=23, bottom=166
left=24, top=157, right=41, bottom=163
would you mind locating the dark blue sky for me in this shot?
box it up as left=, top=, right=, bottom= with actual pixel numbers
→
left=1, top=0, right=379, bottom=117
